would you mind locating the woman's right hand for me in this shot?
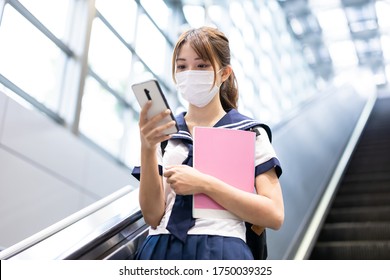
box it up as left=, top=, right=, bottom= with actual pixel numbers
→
left=139, top=101, right=176, bottom=150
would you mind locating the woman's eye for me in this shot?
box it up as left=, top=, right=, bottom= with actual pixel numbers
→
left=198, top=64, right=210, bottom=69
left=176, top=65, right=186, bottom=70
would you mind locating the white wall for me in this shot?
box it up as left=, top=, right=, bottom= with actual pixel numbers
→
left=0, top=91, right=139, bottom=249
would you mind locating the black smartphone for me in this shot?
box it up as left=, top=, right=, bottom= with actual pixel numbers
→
left=132, top=79, right=179, bottom=135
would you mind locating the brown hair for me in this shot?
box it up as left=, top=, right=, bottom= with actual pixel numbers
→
left=171, top=27, right=238, bottom=111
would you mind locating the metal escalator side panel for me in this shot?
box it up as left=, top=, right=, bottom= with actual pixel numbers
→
left=0, top=186, right=141, bottom=259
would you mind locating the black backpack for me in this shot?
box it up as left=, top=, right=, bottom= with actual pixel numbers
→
left=160, top=125, right=268, bottom=260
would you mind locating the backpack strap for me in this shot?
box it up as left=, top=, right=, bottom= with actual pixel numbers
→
left=248, top=124, right=272, bottom=142
left=245, top=125, right=269, bottom=260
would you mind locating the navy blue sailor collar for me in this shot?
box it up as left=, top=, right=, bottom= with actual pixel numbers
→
left=171, top=109, right=271, bottom=142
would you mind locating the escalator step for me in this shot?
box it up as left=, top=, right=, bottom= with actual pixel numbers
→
left=342, top=172, right=390, bottom=183
left=333, top=192, right=390, bottom=208
left=337, top=181, right=390, bottom=195
left=310, top=241, right=390, bottom=260
left=317, top=222, right=390, bottom=241
left=353, top=147, right=390, bottom=155
left=326, top=206, right=390, bottom=223
left=348, top=161, right=390, bottom=169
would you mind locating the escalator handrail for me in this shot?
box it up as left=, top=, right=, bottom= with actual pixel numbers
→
left=0, top=185, right=138, bottom=259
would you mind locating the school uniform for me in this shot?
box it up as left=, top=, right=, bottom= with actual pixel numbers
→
left=131, top=109, right=282, bottom=260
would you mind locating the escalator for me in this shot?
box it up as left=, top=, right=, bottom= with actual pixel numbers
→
left=309, top=96, right=390, bottom=259
left=0, top=186, right=149, bottom=260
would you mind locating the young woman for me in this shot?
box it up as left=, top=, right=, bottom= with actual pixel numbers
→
left=132, top=26, right=284, bottom=260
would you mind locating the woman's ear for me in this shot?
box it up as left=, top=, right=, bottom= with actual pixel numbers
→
left=221, top=65, right=233, bottom=82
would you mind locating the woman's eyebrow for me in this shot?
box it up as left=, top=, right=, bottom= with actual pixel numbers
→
left=176, top=57, right=204, bottom=62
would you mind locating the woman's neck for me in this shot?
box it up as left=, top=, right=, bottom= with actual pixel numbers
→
left=184, top=101, right=226, bottom=134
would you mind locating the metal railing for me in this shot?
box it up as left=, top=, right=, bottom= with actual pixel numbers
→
left=0, top=185, right=143, bottom=260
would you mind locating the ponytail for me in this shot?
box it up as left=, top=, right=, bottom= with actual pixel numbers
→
left=220, top=70, right=238, bottom=111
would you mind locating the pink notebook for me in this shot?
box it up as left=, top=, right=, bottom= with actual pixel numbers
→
left=192, top=126, right=256, bottom=219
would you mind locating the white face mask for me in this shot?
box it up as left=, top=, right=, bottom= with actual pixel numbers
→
left=175, top=70, right=220, bottom=108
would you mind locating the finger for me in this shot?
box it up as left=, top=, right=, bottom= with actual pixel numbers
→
left=166, top=177, right=176, bottom=187
left=164, top=165, right=181, bottom=173
left=149, top=109, right=172, bottom=125
left=149, top=120, right=176, bottom=138
left=162, top=120, right=176, bottom=133
left=163, top=169, right=173, bottom=177
left=139, top=101, right=152, bottom=125
left=141, top=110, right=172, bottom=137
left=158, top=134, right=172, bottom=143
left=140, top=130, right=171, bottom=150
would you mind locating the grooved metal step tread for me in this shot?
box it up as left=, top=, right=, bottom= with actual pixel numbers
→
left=349, top=158, right=390, bottom=166
left=326, top=206, right=390, bottom=223
left=310, top=241, right=390, bottom=260
left=342, top=172, right=390, bottom=182
left=337, top=183, right=390, bottom=195
left=333, top=192, right=390, bottom=208
left=317, top=222, right=390, bottom=241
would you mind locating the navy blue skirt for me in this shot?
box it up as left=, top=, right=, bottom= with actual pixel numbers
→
left=136, top=234, right=254, bottom=260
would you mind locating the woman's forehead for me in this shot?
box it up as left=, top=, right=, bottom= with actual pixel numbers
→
left=177, top=42, right=208, bottom=62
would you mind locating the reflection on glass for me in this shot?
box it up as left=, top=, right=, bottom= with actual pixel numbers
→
left=381, top=35, right=390, bottom=60
left=123, top=112, right=141, bottom=168
left=95, top=0, right=137, bottom=43
left=240, top=77, right=255, bottom=105
left=280, top=53, right=292, bottom=70
left=231, top=57, right=244, bottom=84
left=135, top=14, right=167, bottom=76
left=328, top=40, right=359, bottom=68
left=241, top=21, right=255, bottom=45
left=80, top=76, right=125, bottom=156
left=289, top=17, right=304, bottom=36
left=18, top=0, right=70, bottom=40
left=0, top=5, right=63, bottom=111
left=376, top=1, right=390, bottom=29
left=316, top=8, right=350, bottom=40
left=131, top=60, right=154, bottom=86
left=302, top=45, right=317, bottom=65
left=259, top=27, right=273, bottom=53
left=208, top=5, right=223, bottom=24
left=385, top=65, right=390, bottom=84
left=259, top=3, right=273, bottom=28
left=141, top=0, right=170, bottom=29
left=229, top=28, right=245, bottom=59
left=229, top=1, right=245, bottom=29
left=88, top=18, right=133, bottom=96
left=243, top=50, right=255, bottom=78
left=259, top=55, right=274, bottom=80
left=183, top=5, right=205, bottom=28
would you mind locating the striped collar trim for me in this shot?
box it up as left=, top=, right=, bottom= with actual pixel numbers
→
left=218, top=119, right=261, bottom=130
left=171, top=130, right=192, bottom=141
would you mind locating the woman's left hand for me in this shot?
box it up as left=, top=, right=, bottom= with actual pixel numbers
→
left=163, top=165, right=207, bottom=195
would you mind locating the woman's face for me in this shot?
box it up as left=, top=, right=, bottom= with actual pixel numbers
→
left=175, top=42, right=216, bottom=74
